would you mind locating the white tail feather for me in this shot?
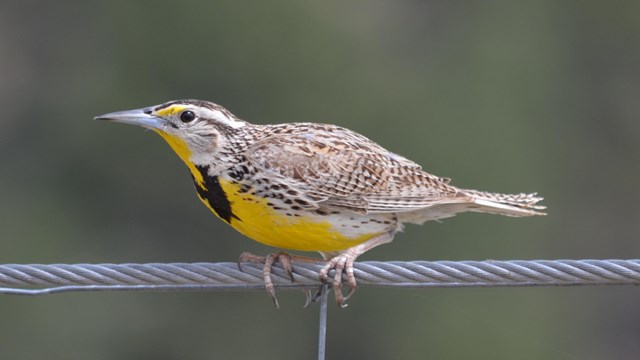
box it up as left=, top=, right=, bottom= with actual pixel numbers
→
left=470, top=198, right=546, bottom=217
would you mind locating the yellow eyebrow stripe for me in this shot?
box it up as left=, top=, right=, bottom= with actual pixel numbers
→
left=154, top=105, right=186, bottom=117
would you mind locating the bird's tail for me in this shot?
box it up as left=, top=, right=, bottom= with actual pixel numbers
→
left=462, top=190, right=546, bottom=217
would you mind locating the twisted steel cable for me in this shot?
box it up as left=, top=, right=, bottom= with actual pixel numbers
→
left=0, top=259, right=639, bottom=295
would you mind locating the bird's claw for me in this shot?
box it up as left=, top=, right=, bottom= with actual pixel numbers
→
left=319, top=253, right=358, bottom=308
left=238, top=251, right=296, bottom=309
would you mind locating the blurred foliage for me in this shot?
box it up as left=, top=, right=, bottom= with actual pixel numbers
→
left=1, top=0, right=639, bottom=359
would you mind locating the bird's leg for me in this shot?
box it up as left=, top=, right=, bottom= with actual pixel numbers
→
left=238, top=251, right=321, bottom=308
left=319, top=232, right=394, bottom=308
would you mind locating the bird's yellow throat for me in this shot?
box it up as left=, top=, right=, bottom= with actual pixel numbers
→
left=153, top=130, right=205, bottom=185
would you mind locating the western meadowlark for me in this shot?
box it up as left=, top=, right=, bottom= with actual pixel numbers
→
left=95, top=99, right=545, bottom=307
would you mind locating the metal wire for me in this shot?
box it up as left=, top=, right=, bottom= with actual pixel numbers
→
left=317, top=284, right=329, bottom=360
left=0, top=259, right=639, bottom=295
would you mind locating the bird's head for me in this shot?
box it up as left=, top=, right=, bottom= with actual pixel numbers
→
left=95, top=99, right=247, bottom=166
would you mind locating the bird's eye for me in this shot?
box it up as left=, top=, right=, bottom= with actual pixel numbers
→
left=180, top=110, right=196, bottom=123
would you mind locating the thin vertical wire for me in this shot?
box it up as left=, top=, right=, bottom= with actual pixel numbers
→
left=317, top=284, right=329, bottom=360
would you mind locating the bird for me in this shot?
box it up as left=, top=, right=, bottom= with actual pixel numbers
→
left=95, top=99, right=546, bottom=307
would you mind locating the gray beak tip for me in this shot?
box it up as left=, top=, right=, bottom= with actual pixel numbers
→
left=92, top=108, right=163, bottom=129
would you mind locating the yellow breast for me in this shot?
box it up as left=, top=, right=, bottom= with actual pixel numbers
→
left=215, top=179, right=374, bottom=252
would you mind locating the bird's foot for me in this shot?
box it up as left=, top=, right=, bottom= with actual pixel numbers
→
left=238, top=251, right=319, bottom=308
left=319, top=250, right=360, bottom=308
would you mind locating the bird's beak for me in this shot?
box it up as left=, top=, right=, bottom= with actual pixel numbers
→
left=94, top=108, right=163, bottom=129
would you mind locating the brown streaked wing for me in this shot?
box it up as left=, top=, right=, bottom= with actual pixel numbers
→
left=245, top=124, right=463, bottom=214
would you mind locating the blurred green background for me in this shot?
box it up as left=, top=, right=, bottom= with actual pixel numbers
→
left=1, top=1, right=639, bottom=359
